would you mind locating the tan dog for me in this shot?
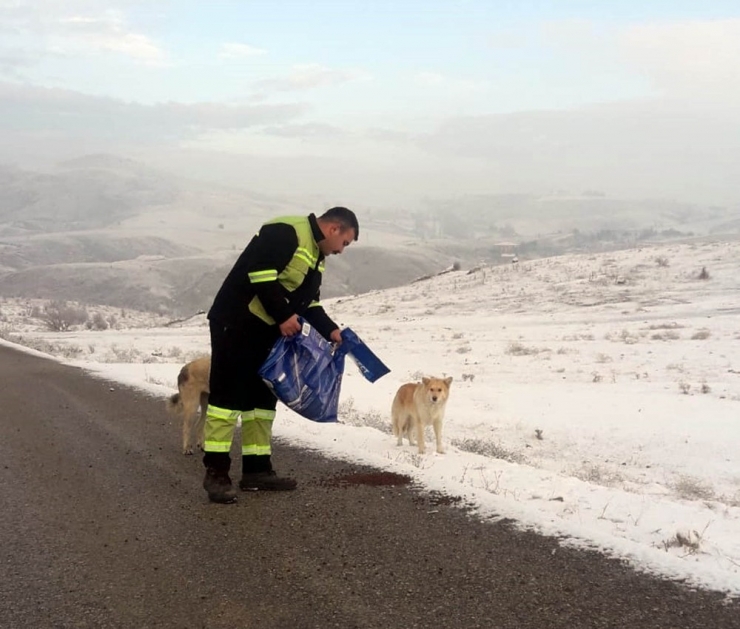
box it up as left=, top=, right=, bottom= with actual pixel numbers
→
left=166, top=356, right=211, bottom=454
left=391, top=376, right=452, bottom=454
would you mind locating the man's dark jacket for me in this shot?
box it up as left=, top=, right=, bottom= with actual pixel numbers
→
left=208, top=213, right=338, bottom=339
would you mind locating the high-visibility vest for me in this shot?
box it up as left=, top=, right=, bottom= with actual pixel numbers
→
left=247, top=215, right=325, bottom=324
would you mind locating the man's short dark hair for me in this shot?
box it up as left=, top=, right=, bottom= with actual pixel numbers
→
left=320, top=206, right=359, bottom=241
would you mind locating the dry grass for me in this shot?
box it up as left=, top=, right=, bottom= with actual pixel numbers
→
left=0, top=331, right=85, bottom=359
left=671, top=475, right=715, bottom=501
left=647, top=322, right=684, bottom=330
left=573, top=462, right=624, bottom=488
left=338, top=397, right=392, bottom=434
left=562, top=333, right=595, bottom=341
left=506, top=341, right=543, bottom=356
left=605, top=329, right=640, bottom=344
left=451, top=437, right=526, bottom=464
left=651, top=330, right=681, bottom=341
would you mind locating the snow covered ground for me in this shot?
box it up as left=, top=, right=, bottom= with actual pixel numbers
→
left=2, top=239, right=739, bottom=597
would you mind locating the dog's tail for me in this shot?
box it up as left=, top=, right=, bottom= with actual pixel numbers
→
left=166, top=392, right=182, bottom=416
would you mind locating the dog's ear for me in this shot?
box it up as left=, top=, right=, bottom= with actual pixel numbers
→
left=421, top=377, right=430, bottom=385
left=444, top=376, right=453, bottom=386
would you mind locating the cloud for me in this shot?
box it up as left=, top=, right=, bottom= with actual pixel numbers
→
left=0, top=49, right=39, bottom=77
left=365, top=127, right=416, bottom=143
left=261, top=123, right=345, bottom=139
left=0, top=81, right=308, bottom=145
left=411, top=101, right=740, bottom=202
left=254, top=63, right=367, bottom=93
left=56, top=12, right=166, bottom=64
left=414, top=71, right=445, bottom=87
left=538, top=17, right=740, bottom=104
left=0, top=3, right=168, bottom=66
left=540, top=18, right=609, bottom=49
left=619, top=19, right=740, bottom=101
left=414, top=71, right=489, bottom=92
left=219, top=43, right=267, bottom=59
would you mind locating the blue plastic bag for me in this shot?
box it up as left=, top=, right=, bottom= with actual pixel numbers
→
left=259, top=320, right=345, bottom=422
left=340, top=327, right=391, bottom=383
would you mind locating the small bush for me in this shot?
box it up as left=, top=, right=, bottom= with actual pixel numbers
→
left=605, top=329, right=639, bottom=344
left=647, top=322, right=683, bottom=330
left=86, top=312, right=109, bottom=331
left=105, top=345, right=145, bottom=363
left=671, top=475, right=715, bottom=501
left=41, top=300, right=89, bottom=331
left=651, top=331, right=680, bottom=341
left=506, top=341, right=540, bottom=356
left=574, top=462, right=623, bottom=487
left=451, top=437, right=525, bottom=464
left=338, top=397, right=391, bottom=433
left=691, top=329, right=711, bottom=340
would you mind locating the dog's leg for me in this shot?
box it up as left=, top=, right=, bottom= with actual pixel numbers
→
left=180, top=391, right=200, bottom=455
left=392, top=411, right=403, bottom=446
left=406, top=414, right=416, bottom=446
left=433, top=418, right=445, bottom=454
left=415, top=416, right=426, bottom=454
left=195, top=391, right=209, bottom=451
left=180, top=403, right=193, bottom=455
left=182, top=425, right=193, bottom=455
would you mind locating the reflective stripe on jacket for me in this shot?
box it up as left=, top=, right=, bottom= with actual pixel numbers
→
left=248, top=215, right=325, bottom=325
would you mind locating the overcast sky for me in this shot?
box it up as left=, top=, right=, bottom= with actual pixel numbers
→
left=1, top=0, right=739, bottom=207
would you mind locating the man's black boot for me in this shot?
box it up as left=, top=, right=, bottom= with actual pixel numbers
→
left=240, top=455, right=297, bottom=491
left=202, top=453, right=237, bottom=503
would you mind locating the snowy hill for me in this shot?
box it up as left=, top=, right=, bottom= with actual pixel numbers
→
left=1, top=239, right=739, bottom=595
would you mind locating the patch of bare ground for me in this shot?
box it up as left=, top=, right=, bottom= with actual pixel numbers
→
left=319, top=471, right=413, bottom=488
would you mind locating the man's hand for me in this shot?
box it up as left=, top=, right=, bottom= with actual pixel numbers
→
left=279, top=314, right=301, bottom=337
left=329, top=328, right=343, bottom=345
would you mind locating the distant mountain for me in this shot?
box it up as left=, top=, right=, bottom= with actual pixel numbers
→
left=0, top=232, right=196, bottom=272
left=0, top=160, right=178, bottom=234
left=1, top=154, right=736, bottom=316
left=0, top=246, right=454, bottom=316
left=0, top=156, right=458, bottom=313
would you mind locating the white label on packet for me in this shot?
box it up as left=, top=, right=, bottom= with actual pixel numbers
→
left=301, top=322, right=311, bottom=336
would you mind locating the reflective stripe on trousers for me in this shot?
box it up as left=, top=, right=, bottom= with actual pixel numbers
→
left=203, top=404, right=276, bottom=455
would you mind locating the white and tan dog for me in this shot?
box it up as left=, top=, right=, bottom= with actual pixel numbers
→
left=391, top=376, right=452, bottom=454
left=166, top=356, right=211, bottom=454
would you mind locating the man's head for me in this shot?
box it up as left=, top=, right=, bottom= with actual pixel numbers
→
left=316, top=206, right=359, bottom=256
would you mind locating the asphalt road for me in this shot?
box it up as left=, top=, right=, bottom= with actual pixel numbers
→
left=1, top=344, right=738, bottom=629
